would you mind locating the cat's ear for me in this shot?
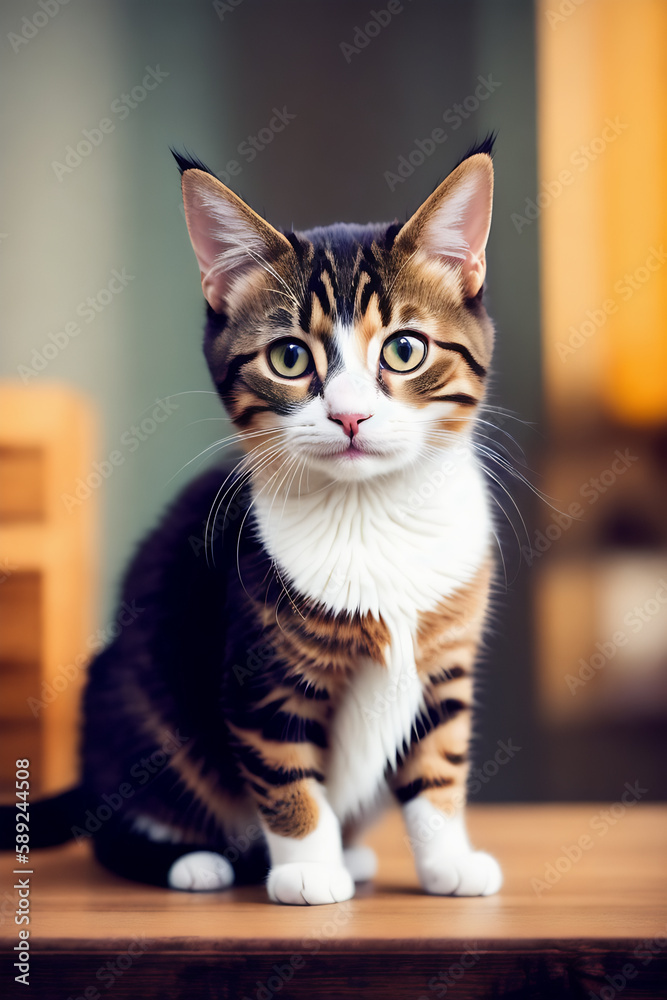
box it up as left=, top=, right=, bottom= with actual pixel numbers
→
left=393, top=153, right=493, bottom=298
left=180, top=169, right=295, bottom=313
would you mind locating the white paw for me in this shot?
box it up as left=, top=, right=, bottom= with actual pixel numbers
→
left=419, top=851, right=502, bottom=896
left=267, top=862, right=355, bottom=905
left=343, top=846, right=378, bottom=883
left=167, top=851, right=235, bottom=892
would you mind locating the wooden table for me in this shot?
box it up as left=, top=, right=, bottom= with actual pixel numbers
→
left=2, top=805, right=666, bottom=998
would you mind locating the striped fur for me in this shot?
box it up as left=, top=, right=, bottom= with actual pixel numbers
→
left=80, top=143, right=502, bottom=902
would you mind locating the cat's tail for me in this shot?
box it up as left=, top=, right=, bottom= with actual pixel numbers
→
left=0, top=785, right=86, bottom=850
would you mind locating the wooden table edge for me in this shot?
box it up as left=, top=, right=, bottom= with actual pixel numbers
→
left=25, top=936, right=664, bottom=954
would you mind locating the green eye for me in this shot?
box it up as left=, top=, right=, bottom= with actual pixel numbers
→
left=268, top=340, right=312, bottom=379
left=381, top=333, right=427, bottom=373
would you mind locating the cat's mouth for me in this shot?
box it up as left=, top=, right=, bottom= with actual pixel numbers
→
left=338, top=441, right=370, bottom=460
left=295, top=436, right=412, bottom=481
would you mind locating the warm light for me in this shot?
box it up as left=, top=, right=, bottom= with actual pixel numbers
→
left=537, top=0, right=667, bottom=426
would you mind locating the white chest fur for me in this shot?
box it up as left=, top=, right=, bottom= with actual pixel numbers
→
left=251, top=445, right=492, bottom=819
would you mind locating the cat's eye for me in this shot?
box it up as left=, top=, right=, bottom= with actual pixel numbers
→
left=267, top=340, right=313, bottom=379
left=380, top=333, right=427, bottom=373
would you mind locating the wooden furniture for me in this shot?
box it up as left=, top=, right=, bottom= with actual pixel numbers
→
left=1, top=805, right=665, bottom=997
left=0, top=383, right=96, bottom=796
left=534, top=0, right=667, bottom=801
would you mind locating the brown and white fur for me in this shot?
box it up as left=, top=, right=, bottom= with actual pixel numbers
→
left=160, top=146, right=502, bottom=903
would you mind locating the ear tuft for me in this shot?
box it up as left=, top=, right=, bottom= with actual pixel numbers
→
left=171, top=147, right=218, bottom=177
left=451, top=131, right=496, bottom=170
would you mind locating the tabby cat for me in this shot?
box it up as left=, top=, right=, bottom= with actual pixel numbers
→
left=20, top=140, right=505, bottom=904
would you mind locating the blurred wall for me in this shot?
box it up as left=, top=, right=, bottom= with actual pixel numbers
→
left=0, top=0, right=541, bottom=799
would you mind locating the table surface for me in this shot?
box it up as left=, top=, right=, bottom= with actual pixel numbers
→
left=2, top=803, right=666, bottom=950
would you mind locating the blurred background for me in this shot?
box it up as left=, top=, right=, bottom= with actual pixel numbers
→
left=0, top=0, right=665, bottom=803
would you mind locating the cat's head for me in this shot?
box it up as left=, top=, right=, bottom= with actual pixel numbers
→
left=176, top=143, right=494, bottom=485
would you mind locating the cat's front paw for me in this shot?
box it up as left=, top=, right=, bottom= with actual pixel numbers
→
left=267, top=862, right=355, bottom=905
left=418, top=851, right=502, bottom=897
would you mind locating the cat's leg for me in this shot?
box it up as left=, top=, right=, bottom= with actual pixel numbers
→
left=263, top=781, right=354, bottom=904
left=392, top=561, right=502, bottom=896
left=127, top=815, right=235, bottom=890
left=230, top=731, right=354, bottom=905
left=340, top=799, right=388, bottom=882
left=92, top=821, right=234, bottom=890
left=390, top=697, right=502, bottom=897
left=93, top=818, right=267, bottom=890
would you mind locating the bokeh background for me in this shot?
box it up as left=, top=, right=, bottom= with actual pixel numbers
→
left=0, top=0, right=665, bottom=803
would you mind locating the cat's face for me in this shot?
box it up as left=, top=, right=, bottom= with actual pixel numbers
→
left=179, top=151, right=494, bottom=484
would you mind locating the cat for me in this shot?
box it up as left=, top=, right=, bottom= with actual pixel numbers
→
left=4, top=138, right=503, bottom=904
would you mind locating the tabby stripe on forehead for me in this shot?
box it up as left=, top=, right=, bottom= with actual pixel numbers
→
left=321, top=253, right=339, bottom=300
left=298, top=296, right=312, bottom=333
left=308, top=270, right=333, bottom=317
left=356, top=268, right=392, bottom=327
left=217, top=350, right=259, bottom=398
left=433, top=340, right=487, bottom=378
left=358, top=269, right=379, bottom=318
left=353, top=250, right=392, bottom=327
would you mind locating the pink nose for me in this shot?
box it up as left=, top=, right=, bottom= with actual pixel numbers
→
left=328, top=412, right=371, bottom=439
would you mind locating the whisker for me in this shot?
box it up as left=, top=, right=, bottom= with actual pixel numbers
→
left=234, top=448, right=297, bottom=599
left=204, top=436, right=291, bottom=566
left=165, top=427, right=288, bottom=485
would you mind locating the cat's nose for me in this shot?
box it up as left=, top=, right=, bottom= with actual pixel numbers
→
left=328, top=413, right=372, bottom=439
